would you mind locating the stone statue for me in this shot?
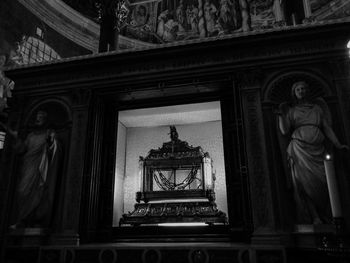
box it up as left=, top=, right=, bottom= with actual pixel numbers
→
left=1, top=110, right=62, bottom=228
left=277, top=81, right=348, bottom=224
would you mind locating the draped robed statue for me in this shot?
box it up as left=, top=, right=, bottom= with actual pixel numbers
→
left=277, top=81, right=348, bottom=224
left=1, top=110, right=62, bottom=229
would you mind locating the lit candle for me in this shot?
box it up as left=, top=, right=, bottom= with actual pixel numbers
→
left=324, top=154, right=342, bottom=218
left=291, top=13, right=297, bottom=26
left=203, top=156, right=212, bottom=189
left=138, top=157, right=144, bottom=192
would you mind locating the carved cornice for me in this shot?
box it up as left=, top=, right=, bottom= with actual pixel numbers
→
left=6, top=18, right=350, bottom=69
left=328, top=59, right=350, bottom=80
left=238, top=69, right=264, bottom=88
left=71, top=88, right=92, bottom=108
left=5, top=20, right=350, bottom=96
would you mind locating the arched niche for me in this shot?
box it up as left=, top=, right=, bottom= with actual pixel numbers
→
left=260, top=70, right=335, bottom=228
left=23, top=99, right=72, bottom=128
left=263, top=70, right=332, bottom=104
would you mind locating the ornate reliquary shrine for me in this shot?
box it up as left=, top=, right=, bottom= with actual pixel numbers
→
left=120, top=126, right=227, bottom=226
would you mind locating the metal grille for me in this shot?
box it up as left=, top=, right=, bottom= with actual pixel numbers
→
left=0, top=131, right=5, bottom=149
left=13, top=36, right=61, bottom=65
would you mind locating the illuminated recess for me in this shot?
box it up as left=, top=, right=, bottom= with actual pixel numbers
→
left=158, top=223, right=208, bottom=227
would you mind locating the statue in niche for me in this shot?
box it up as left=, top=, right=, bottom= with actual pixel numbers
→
left=1, top=110, right=63, bottom=229
left=277, top=81, right=348, bottom=224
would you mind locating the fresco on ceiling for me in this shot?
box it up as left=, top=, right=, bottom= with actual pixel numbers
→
left=310, top=0, right=333, bottom=13
left=310, top=0, right=350, bottom=19
left=124, top=0, right=278, bottom=44
left=250, top=0, right=275, bottom=29
left=0, top=0, right=90, bottom=67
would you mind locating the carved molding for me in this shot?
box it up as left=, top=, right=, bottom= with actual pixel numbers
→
left=238, top=69, right=264, bottom=88
left=329, top=59, right=350, bottom=80
left=71, top=88, right=92, bottom=108
left=9, top=33, right=347, bottom=92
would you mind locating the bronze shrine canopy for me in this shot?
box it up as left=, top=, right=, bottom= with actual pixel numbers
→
left=120, top=126, right=227, bottom=226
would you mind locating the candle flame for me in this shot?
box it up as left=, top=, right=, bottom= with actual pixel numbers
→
left=325, top=154, right=331, bottom=160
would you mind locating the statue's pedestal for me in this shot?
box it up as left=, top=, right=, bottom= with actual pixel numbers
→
left=6, top=228, right=80, bottom=246
left=293, top=224, right=335, bottom=248
left=294, top=224, right=335, bottom=233
left=6, top=227, right=49, bottom=246
left=49, top=231, right=80, bottom=246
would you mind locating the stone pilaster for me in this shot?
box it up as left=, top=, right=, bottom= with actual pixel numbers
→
left=240, top=72, right=284, bottom=244
left=0, top=98, right=24, bottom=257
left=329, top=59, right=350, bottom=146
left=328, top=59, right=350, bottom=233
left=51, top=89, right=91, bottom=245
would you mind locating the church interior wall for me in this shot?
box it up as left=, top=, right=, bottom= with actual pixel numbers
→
left=1, top=16, right=350, bottom=262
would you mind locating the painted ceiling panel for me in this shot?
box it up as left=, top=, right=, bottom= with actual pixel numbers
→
left=1, top=0, right=350, bottom=68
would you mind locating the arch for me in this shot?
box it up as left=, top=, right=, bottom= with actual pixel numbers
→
left=23, top=98, right=72, bottom=128
left=263, top=70, right=333, bottom=104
